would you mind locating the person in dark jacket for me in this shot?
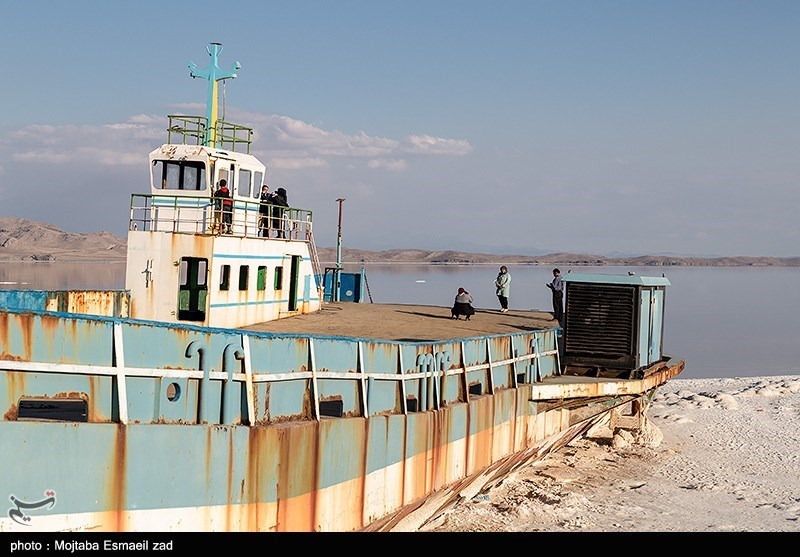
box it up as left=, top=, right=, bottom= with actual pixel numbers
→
left=271, top=187, right=288, bottom=238
left=213, top=179, right=233, bottom=234
left=546, top=268, right=564, bottom=323
left=451, top=287, right=475, bottom=320
left=258, top=184, right=272, bottom=237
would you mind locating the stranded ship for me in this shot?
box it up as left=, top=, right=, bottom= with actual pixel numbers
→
left=0, top=44, right=683, bottom=532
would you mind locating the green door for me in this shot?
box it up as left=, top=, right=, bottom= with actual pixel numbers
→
left=178, top=257, right=208, bottom=321
left=288, top=255, right=301, bottom=311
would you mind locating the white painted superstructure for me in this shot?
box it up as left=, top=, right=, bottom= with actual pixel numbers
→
left=125, top=142, right=321, bottom=328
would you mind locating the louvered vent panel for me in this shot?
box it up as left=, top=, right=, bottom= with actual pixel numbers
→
left=564, top=283, right=635, bottom=357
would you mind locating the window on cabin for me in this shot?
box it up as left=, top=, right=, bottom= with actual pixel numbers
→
left=220, top=265, right=230, bottom=291
left=238, top=169, right=252, bottom=198
left=257, top=266, right=267, bottom=291
left=253, top=171, right=263, bottom=199
left=239, top=265, right=249, bottom=291
left=274, top=266, right=283, bottom=290
left=152, top=160, right=206, bottom=191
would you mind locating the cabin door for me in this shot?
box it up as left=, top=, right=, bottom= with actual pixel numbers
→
left=178, top=257, right=208, bottom=321
left=288, top=255, right=301, bottom=311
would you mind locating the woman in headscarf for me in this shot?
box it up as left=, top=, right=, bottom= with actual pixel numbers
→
left=451, top=287, right=475, bottom=320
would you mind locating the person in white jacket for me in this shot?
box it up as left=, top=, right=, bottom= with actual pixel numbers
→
left=494, top=266, right=511, bottom=312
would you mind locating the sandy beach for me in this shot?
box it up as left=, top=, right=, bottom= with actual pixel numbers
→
left=419, top=374, right=800, bottom=533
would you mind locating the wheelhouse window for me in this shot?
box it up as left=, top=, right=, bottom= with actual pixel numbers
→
left=238, top=169, right=252, bottom=198
left=252, top=171, right=263, bottom=199
left=152, top=160, right=206, bottom=191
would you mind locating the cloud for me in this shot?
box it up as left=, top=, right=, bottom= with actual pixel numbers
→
left=403, top=135, right=473, bottom=156
left=232, top=108, right=472, bottom=163
left=367, top=159, right=407, bottom=171
left=2, top=108, right=473, bottom=172
left=8, top=120, right=161, bottom=166
left=266, top=156, right=329, bottom=170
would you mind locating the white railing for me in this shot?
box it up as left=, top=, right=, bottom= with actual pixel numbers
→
left=129, top=193, right=314, bottom=241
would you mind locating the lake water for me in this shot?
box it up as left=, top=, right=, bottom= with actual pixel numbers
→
left=1, top=262, right=798, bottom=380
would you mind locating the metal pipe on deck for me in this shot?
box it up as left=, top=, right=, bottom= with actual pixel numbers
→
left=335, top=198, right=345, bottom=302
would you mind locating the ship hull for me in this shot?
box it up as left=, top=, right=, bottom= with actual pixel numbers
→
left=0, top=307, right=682, bottom=532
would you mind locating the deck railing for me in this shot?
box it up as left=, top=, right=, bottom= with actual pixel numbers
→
left=166, top=115, right=253, bottom=153
left=129, top=193, right=314, bottom=242
left=0, top=311, right=563, bottom=426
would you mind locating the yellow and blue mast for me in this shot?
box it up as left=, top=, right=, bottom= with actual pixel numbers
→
left=188, top=43, right=241, bottom=147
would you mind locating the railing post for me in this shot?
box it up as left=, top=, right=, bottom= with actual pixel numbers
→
left=398, top=348, right=408, bottom=415
left=186, top=340, right=210, bottom=424
left=357, top=341, right=370, bottom=418
left=486, top=338, right=495, bottom=395
left=510, top=335, right=518, bottom=388
left=460, top=341, right=469, bottom=404
left=309, top=338, right=320, bottom=421
left=222, top=343, right=245, bottom=424
left=112, top=323, right=129, bottom=424
left=241, top=334, right=256, bottom=425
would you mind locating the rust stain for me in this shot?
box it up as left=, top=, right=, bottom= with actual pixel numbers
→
left=225, top=431, right=234, bottom=532
left=109, top=424, right=128, bottom=532
left=15, top=314, right=33, bottom=361
left=0, top=313, right=9, bottom=351
left=3, top=402, right=17, bottom=420
left=40, top=313, right=60, bottom=340
left=246, top=426, right=264, bottom=531
left=51, top=391, right=88, bottom=400
left=204, top=427, right=213, bottom=497
left=69, top=319, right=78, bottom=346
left=88, top=376, right=98, bottom=422
left=5, top=371, right=25, bottom=409
left=0, top=352, right=23, bottom=362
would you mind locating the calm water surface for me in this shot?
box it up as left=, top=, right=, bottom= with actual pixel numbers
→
left=2, top=262, right=798, bottom=380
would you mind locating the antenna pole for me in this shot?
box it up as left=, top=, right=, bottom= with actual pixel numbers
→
left=335, top=198, right=346, bottom=302
left=188, top=43, right=241, bottom=147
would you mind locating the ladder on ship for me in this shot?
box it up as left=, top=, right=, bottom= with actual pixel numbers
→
left=306, top=227, right=323, bottom=297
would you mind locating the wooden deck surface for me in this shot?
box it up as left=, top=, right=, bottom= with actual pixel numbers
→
left=243, top=302, right=558, bottom=341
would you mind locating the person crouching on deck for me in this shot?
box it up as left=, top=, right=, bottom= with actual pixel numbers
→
left=452, top=287, right=475, bottom=320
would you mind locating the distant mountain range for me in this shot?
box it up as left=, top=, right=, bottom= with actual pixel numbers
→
left=1, top=218, right=798, bottom=267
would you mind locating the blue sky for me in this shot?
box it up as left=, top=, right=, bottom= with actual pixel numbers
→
left=2, top=0, right=799, bottom=257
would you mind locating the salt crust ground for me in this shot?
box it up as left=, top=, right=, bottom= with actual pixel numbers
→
left=419, top=375, right=800, bottom=533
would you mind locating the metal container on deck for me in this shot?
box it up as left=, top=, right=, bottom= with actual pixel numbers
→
left=562, top=273, right=670, bottom=377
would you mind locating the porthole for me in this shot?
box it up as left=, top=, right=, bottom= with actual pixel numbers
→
left=166, top=382, right=181, bottom=402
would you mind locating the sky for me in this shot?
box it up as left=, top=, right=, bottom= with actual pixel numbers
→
left=1, top=0, right=798, bottom=257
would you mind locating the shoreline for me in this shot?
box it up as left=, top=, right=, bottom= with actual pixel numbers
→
left=421, top=374, right=800, bottom=532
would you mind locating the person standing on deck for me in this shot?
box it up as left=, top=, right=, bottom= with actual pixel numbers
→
left=213, top=179, right=233, bottom=234
left=495, top=266, right=511, bottom=312
left=258, top=184, right=272, bottom=237
left=271, top=187, right=289, bottom=238
left=547, top=268, right=564, bottom=323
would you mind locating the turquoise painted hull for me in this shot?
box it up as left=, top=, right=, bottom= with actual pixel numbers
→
left=0, top=307, right=680, bottom=531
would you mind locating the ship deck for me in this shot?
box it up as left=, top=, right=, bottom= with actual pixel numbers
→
left=242, top=302, right=559, bottom=342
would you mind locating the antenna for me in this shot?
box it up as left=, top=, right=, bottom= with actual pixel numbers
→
left=187, top=42, right=241, bottom=147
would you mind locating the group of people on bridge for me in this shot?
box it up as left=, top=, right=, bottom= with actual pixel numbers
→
left=212, top=180, right=289, bottom=238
